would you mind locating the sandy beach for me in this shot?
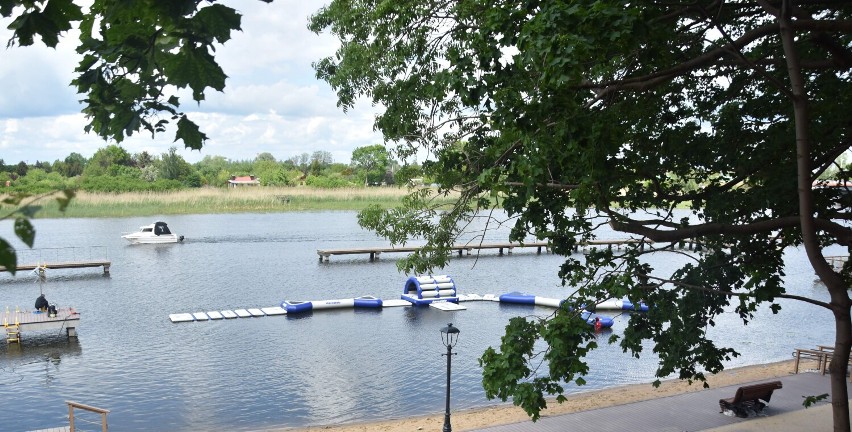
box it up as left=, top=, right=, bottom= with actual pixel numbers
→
left=260, top=358, right=819, bottom=432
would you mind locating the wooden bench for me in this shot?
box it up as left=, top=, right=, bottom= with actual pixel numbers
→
left=719, top=381, right=782, bottom=418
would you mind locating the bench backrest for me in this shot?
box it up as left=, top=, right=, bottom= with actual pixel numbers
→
left=734, top=381, right=783, bottom=404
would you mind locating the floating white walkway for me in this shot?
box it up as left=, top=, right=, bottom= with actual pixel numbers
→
left=168, top=292, right=634, bottom=323
left=381, top=299, right=411, bottom=307
left=168, top=295, right=484, bottom=323
left=430, top=302, right=467, bottom=311
left=168, top=306, right=287, bottom=323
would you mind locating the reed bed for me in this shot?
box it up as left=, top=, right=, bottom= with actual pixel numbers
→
left=5, top=187, right=450, bottom=219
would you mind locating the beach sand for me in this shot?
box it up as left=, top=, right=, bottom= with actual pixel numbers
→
left=259, top=358, right=818, bottom=432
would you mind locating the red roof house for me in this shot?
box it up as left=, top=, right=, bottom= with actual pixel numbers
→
left=228, top=175, right=260, bottom=188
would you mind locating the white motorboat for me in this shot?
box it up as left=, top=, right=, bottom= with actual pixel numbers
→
left=122, top=221, right=184, bottom=244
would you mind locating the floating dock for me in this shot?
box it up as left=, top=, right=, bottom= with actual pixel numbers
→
left=169, top=307, right=287, bottom=322
left=169, top=292, right=621, bottom=325
left=317, top=239, right=702, bottom=262
left=0, top=260, right=111, bottom=275
left=3, top=307, right=81, bottom=343
left=317, top=242, right=551, bottom=262
left=169, top=275, right=623, bottom=324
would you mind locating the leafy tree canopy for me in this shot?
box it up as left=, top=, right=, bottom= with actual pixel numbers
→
left=158, top=146, right=192, bottom=181
left=1, top=0, right=277, bottom=274
left=2, top=0, right=267, bottom=149
left=351, top=144, right=391, bottom=184
left=310, top=1, right=852, bottom=429
left=255, top=152, right=276, bottom=163
left=61, top=152, right=87, bottom=177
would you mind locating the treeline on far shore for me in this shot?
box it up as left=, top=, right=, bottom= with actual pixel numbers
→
left=2, top=143, right=425, bottom=196
left=18, top=186, right=451, bottom=219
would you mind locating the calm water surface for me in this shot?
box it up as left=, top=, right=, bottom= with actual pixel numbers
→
left=0, top=211, right=837, bottom=431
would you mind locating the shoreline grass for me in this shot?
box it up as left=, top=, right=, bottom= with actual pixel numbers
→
left=7, top=187, right=449, bottom=219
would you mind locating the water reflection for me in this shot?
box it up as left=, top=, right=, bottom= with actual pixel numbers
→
left=1, top=339, right=81, bottom=387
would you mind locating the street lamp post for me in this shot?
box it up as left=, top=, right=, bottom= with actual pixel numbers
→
left=441, top=323, right=460, bottom=432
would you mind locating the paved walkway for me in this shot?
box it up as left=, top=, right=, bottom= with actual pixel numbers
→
left=472, top=372, right=847, bottom=432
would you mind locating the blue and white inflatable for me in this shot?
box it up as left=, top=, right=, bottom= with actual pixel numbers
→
left=401, top=275, right=459, bottom=305
left=281, top=296, right=383, bottom=314
left=498, top=292, right=614, bottom=329
left=592, top=299, right=649, bottom=312
left=498, top=292, right=564, bottom=308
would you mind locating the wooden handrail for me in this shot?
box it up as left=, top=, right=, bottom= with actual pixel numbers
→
left=66, top=400, right=109, bottom=432
left=792, top=347, right=852, bottom=380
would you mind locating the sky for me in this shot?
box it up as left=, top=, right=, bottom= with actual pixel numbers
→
left=0, top=1, right=384, bottom=166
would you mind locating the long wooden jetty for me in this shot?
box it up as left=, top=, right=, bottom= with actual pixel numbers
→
left=0, top=260, right=111, bottom=275
left=3, top=307, right=80, bottom=343
left=317, top=239, right=693, bottom=262
left=318, top=242, right=550, bottom=262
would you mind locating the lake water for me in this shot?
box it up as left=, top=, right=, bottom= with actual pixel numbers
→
left=0, top=211, right=838, bottom=431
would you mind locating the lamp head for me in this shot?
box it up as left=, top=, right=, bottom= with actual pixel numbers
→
left=441, top=323, right=460, bottom=348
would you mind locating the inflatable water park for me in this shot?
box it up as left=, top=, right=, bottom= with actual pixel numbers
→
left=169, top=275, right=650, bottom=329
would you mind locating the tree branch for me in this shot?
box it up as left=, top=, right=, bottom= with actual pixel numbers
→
left=610, top=215, right=852, bottom=246
left=644, top=275, right=833, bottom=309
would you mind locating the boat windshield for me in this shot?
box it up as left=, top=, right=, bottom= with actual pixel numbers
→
left=154, top=222, right=172, bottom=235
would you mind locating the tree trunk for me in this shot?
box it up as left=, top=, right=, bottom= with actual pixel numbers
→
left=775, top=1, right=852, bottom=429
left=830, top=297, right=852, bottom=432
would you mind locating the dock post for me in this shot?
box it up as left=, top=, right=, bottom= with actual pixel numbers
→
left=103, top=263, right=110, bottom=275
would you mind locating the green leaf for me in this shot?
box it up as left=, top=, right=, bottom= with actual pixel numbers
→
left=162, top=46, right=227, bottom=101
left=6, top=0, right=82, bottom=47
left=14, top=218, right=35, bottom=247
left=803, top=393, right=829, bottom=408
left=192, top=4, right=242, bottom=44
left=0, top=238, right=17, bottom=274
left=55, top=189, right=76, bottom=212
left=174, top=115, right=208, bottom=150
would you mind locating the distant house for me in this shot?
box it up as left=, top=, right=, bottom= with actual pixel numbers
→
left=228, top=175, right=260, bottom=188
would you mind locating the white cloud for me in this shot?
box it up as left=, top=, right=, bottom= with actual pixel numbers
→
left=0, top=0, right=383, bottom=165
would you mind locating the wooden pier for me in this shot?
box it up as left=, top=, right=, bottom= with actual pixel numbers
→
left=0, top=260, right=111, bottom=275
left=316, top=239, right=692, bottom=262
left=317, top=242, right=550, bottom=262
left=3, top=307, right=80, bottom=343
